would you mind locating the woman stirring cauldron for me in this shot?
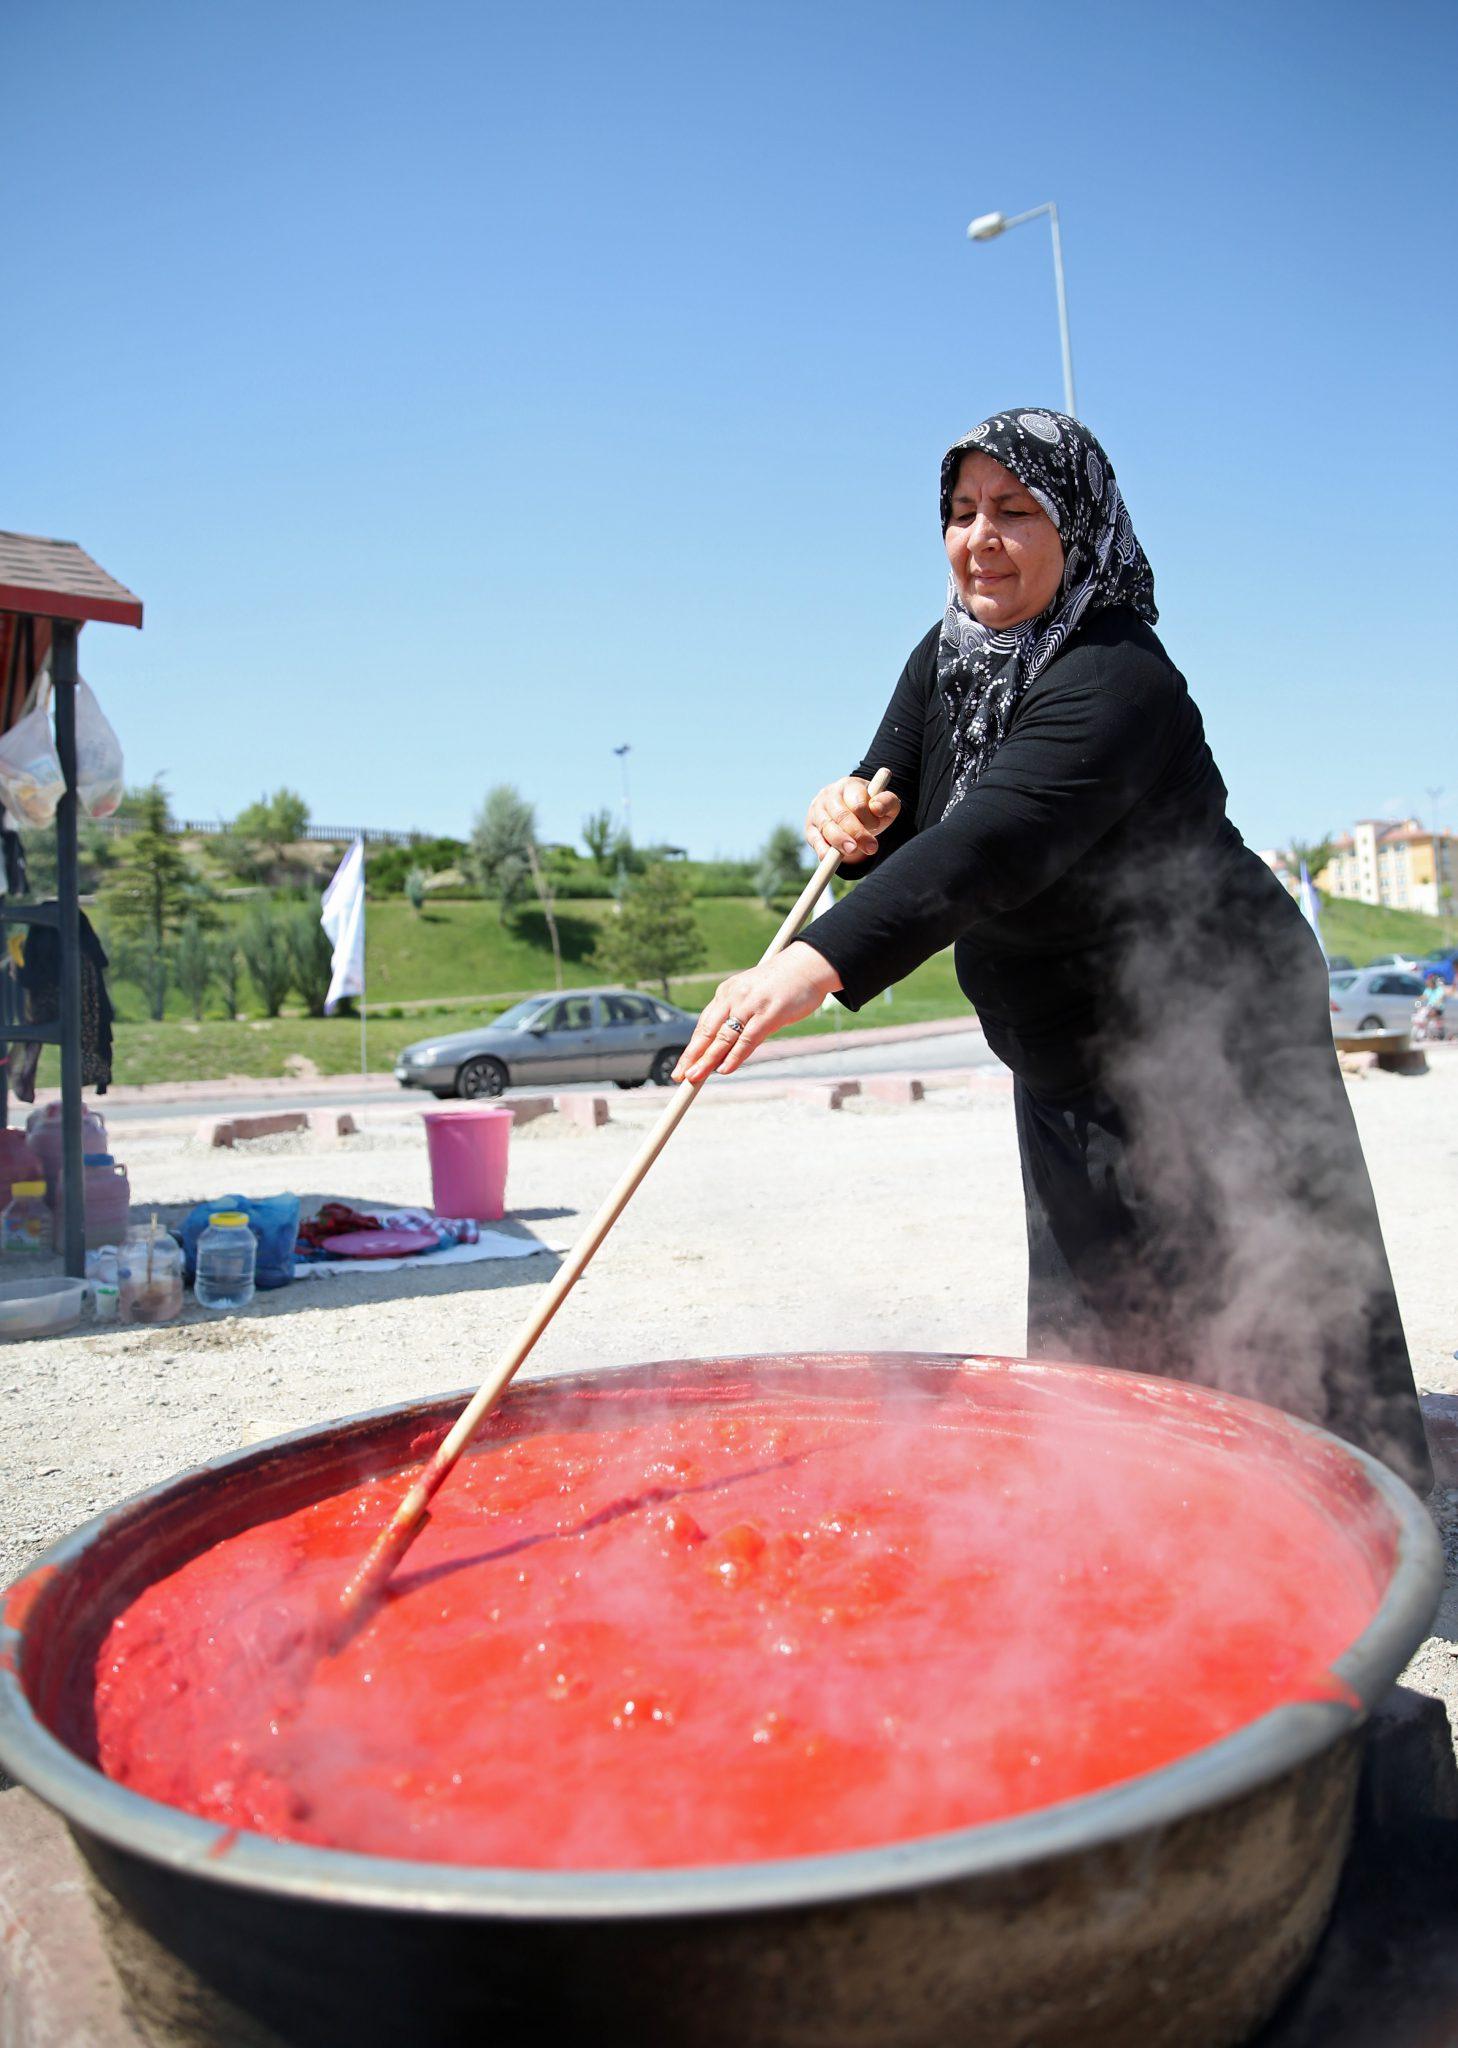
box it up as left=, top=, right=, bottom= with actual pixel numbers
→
left=675, top=408, right=1432, bottom=1494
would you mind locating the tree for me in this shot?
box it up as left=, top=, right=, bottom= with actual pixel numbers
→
left=582, top=808, right=616, bottom=870
left=595, top=863, right=705, bottom=999
left=232, top=788, right=311, bottom=883
left=173, top=914, right=215, bottom=1021
left=215, top=940, right=242, bottom=1019
left=1288, top=836, right=1336, bottom=883
left=470, top=783, right=563, bottom=987
left=756, top=823, right=809, bottom=907
left=97, top=782, right=196, bottom=1019
left=403, top=865, right=427, bottom=915
left=471, top=785, right=533, bottom=924
left=238, top=905, right=292, bottom=1018
left=285, top=908, right=335, bottom=1017
left=112, top=936, right=169, bottom=1024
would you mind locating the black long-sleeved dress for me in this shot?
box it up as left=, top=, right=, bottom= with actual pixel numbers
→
left=801, top=606, right=1432, bottom=1494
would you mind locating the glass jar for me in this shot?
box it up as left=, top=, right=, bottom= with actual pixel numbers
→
left=194, top=1212, right=257, bottom=1312
left=118, top=1227, right=184, bottom=1324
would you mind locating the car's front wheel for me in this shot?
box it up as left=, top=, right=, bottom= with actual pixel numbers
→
left=650, top=1047, right=685, bottom=1087
left=457, top=1056, right=508, bottom=1098
left=615, top=1078, right=647, bottom=1090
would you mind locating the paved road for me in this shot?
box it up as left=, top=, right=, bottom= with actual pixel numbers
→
left=95, top=1031, right=1004, bottom=1127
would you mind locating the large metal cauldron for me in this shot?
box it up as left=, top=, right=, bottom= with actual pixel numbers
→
left=0, top=1353, right=1442, bottom=2048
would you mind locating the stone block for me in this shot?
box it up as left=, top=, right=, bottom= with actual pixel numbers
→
left=791, top=1080, right=860, bottom=1110
left=864, top=1076, right=925, bottom=1105
left=508, top=1096, right=554, bottom=1126
left=308, top=1111, right=358, bottom=1144
left=201, top=1111, right=309, bottom=1150
left=1376, top=1049, right=1429, bottom=1076
left=555, top=1093, right=610, bottom=1129
left=0, top=1788, right=137, bottom=2047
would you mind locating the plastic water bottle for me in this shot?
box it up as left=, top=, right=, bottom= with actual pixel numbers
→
left=195, top=1211, right=257, bottom=1311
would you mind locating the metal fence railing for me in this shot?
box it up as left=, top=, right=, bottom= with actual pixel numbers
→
left=90, top=817, right=425, bottom=847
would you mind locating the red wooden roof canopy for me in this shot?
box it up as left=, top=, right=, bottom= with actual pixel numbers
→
left=0, top=530, right=143, bottom=734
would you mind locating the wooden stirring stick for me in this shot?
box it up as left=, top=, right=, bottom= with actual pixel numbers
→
left=335, top=767, right=894, bottom=1633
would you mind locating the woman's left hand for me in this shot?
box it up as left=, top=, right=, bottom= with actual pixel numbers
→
left=673, top=943, right=841, bottom=1084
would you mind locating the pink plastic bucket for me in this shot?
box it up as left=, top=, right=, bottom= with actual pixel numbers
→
left=422, top=1108, right=512, bottom=1222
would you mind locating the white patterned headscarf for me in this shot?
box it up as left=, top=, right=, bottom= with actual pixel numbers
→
left=937, top=409, right=1157, bottom=812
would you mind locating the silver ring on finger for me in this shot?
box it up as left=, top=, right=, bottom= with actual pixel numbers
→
left=723, top=1015, right=746, bottom=1036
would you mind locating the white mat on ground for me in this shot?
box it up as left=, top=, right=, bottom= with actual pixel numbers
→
left=294, top=1230, right=549, bottom=1279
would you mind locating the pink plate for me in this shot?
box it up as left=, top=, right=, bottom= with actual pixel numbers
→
left=320, top=1228, right=440, bottom=1260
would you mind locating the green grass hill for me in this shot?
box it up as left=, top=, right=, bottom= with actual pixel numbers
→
left=61, top=887, right=1455, bottom=1090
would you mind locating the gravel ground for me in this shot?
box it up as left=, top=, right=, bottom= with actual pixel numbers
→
left=3, top=1053, right=1456, bottom=1730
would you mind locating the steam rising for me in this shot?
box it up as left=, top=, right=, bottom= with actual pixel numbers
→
left=1035, top=844, right=1432, bottom=1497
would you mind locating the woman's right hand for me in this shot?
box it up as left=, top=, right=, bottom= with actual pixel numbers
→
left=805, top=778, right=902, bottom=863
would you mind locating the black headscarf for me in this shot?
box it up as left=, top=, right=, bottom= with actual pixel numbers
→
left=937, top=409, right=1157, bottom=811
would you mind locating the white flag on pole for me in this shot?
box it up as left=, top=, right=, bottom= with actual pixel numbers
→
left=322, top=836, right=366, bottom=1013
left=1297, top=860, right=1326, bottom=961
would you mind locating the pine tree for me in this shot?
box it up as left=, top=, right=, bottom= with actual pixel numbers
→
left=239, top=905, right=292, bottom=1018
left=595, top=864, right=705, bottom=999
left=285, top=907, right=336, bottom=1017
left=98, top=783, right=196, bottom=1020
left=215, top=940, right=242, bottom=1020
left=173, top=914, right=215, bottom=1021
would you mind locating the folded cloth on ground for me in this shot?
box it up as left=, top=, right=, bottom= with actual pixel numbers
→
left=296, top=1202, right=482, bottom=1260
left=294, top=1230, right=547, bottom=1279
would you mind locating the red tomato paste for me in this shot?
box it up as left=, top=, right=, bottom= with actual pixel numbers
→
left=89, top=1381, right=1377, bottom=1869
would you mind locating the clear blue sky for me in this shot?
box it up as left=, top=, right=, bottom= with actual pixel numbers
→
left=6, top=0, right=1454, bottom=860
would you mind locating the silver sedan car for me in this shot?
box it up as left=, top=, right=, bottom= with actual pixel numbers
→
left=1328, top=967, right=1425, bottom=1035
left=394, top=988, right=700, bottom=1098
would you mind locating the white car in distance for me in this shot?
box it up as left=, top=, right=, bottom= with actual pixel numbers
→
left=1328, top=967, right=1426, bottom=1036
left=1363, top=953, right=1427, bottom=976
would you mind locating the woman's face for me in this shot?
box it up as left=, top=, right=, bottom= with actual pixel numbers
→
left=944, top=451, right=1065, bottom=628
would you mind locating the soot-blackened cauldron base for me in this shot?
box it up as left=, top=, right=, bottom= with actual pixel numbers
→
left=0, top=1354, right=1444, bottom=2048
left=78, top=1735, right=1362, bottom=2048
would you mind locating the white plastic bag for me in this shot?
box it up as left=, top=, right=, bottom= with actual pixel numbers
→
left=0, top=680, right=64, bottom=829
left=76, top=677, right=125, bottom=818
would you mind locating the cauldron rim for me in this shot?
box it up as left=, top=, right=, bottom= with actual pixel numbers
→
left=0, top=1351, right=1442, bottom=1921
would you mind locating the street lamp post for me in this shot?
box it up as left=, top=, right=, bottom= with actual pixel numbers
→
left=966, top=202, right=1077, bottom=419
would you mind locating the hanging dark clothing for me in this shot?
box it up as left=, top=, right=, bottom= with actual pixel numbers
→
left=801, top=608, right=1432, bottom=1495
left=13, top=907, right=114, bottom=1100
left=1, top=823, right=28, bottom=898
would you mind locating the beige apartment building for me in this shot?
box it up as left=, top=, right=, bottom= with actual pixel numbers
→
left=1317, top=820, right=1458, bottom=917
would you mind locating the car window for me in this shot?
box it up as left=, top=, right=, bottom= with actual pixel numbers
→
left=493, top=998, right=549, bottom=1030
left=602, top=994, right=656, bottom=1026
left=1390, top=975, right=1424, bottom=995
left=541, top=997, right=594, bottom=1032
left=1329, top=974, right=1356, bottom=991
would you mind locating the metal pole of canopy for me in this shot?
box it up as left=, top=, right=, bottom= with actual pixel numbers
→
left=50, top=620, right=85, bottom=1277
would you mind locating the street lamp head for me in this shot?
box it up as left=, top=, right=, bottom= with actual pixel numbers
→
left=967, top=211, right=1007, bottom=242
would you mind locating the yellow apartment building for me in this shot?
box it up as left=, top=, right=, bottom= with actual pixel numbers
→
left=1318, top=820, right=1458, bottom=918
